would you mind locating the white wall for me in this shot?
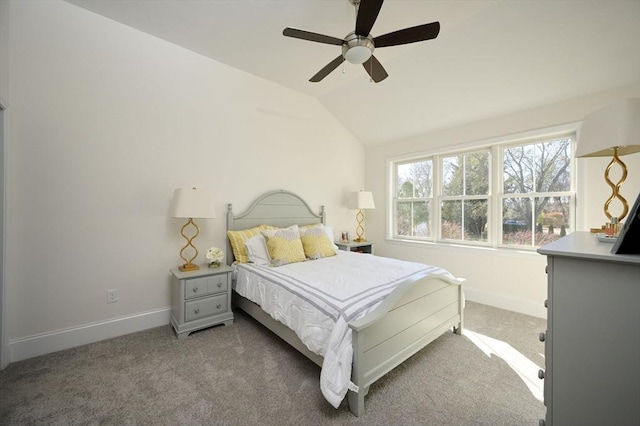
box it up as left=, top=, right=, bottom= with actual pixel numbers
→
left=365, top=84, right=640, bottom=318
left=1, top=0, right=363, bottom=362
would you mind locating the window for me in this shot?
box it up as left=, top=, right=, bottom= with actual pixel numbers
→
left=501, top=137, right=572, bottom=247
left=441, top=151, right=490, bottom=243
left=390, top=129, right=575, bottom=249
left=395, top=160, right=433, bottom=238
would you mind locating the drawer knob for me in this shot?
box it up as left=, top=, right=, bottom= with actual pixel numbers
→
left=538, top=369, right=545, bottom=379
left=216, top=303, right=222, bottom=309
left=544, top=299, right=548, bottom=308
left=217, top=283, right=222, bottom=288
left=194, top=308, right=200, bottom=315
left=539, top=332, right=546, bottom=342
left=193, top=287, right=199, bottom=293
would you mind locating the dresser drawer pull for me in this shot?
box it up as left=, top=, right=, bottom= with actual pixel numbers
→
left=544, top=299, right=548, bottom=308
left=216, top=303, right=222, bottom=309
left=539, top=332, right=546, bottom=342
left=217, top=282, right=223, bottom=288
left=194, top=308, right=200, bottom=315
left=538, top=369, right=545, bottom=379
left=192, top=287, right=199, bottom=293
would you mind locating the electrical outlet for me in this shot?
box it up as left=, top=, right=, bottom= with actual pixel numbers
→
left=106, top=289, right=118, bottom=303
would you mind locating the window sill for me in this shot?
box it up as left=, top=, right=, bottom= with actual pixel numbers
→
left=386, top=237, right=543, bottom=260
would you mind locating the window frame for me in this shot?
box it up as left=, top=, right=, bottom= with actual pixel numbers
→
left=387, top=123, right=578, bottom=250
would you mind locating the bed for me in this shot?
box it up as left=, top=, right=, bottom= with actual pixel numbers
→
left=226, top=190, right=465, bottom=416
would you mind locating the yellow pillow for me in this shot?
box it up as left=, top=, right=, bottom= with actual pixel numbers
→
left=300, top=225, right=337, bottom=260
left=261, top=225, right=306, bottom=266
left=227, top=225, right=270, bottom=263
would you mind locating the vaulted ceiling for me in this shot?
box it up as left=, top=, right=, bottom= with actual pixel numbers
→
left=66, top=0, right=640, bottom=146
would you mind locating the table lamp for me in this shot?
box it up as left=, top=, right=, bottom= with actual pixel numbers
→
left=349, top=190, right=375, bottom=242
left=576, top=98, right=640, bottom=228
left=170, top=187, right=216, bottom=271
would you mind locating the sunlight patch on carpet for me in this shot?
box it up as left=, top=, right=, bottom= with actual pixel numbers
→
left=464, top=329, right=543, bottom=402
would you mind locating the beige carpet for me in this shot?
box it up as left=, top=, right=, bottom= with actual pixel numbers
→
left=0, top=302, right=546, bottom=425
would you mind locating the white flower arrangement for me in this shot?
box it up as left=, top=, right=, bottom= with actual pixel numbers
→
left=205, top=247, right=224, bottom=267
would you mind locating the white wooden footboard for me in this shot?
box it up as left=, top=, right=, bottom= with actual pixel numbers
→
left=347, top=273, right=465, bottom=416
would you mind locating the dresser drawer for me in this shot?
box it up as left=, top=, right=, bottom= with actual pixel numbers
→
left=185, top=274, right=228, bottom=299
left=185, top=294, right=228, bottom=322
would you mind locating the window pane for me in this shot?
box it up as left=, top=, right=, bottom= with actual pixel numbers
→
left=465, top=199, right=488, bottom=242
left=442, top=155, right=462, bottom=196
left=396, top=201, right=430, bottom=237
left=503, top=145, right=534, bottom=194
left=465, top=151, right=489, bottom=196
left=441, top=200, right=462, bottom=240
left=397, top=160, right=432, bottom=198
left=535, top=196, right=570, bottom=246
left=535, top=138, right=571, bottom=192
left=502, top=197, right=533, bottom=245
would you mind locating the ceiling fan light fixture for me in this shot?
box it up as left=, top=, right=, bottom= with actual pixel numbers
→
left=345, top=45, right=372, bottom=64
left=343, top=32, right=374, bottom=64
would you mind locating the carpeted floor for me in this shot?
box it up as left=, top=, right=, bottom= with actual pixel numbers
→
left=0, top=302, right=546, bottom=425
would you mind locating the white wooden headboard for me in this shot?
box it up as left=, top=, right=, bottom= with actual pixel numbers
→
left=226, top=190, right=325, bottom=264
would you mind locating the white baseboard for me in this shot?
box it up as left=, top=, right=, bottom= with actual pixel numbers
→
left=464, top=288, right=547, bottom=319
left=7, top=291, right=544, bottom=364
left=8, top=307, right=172, bottom=364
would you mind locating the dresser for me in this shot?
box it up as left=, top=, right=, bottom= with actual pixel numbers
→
left=537, top=232, right=640, bottom=426
left=170, top=264, right=234, bottom=339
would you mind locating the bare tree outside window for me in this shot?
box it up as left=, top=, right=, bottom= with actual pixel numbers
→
left=502, top=138, right=572, bottom=246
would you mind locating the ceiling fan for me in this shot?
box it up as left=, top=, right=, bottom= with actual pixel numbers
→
left=282, top=0, right=440, bottom=83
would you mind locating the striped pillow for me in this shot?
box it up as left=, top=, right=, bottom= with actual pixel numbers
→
left=227, top=225, right=273, bottom=263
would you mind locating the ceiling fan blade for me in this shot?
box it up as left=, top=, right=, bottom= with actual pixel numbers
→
left=373, top=22, right=440, bottom=48
left=355, top=0, right=384, bottom=36
left=362, top=55, right=388, bottom=83
left=283, top=28, right=344, bottom=45
left=310, top=55, right=345, bottom=82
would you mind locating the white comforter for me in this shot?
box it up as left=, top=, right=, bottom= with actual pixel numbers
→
left=234, top=251, right=454, bottom=408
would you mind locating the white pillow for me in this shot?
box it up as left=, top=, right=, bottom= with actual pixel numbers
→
left=244, top=235, right=270, bottom=266
left=323, top=225, right=339, bottom=251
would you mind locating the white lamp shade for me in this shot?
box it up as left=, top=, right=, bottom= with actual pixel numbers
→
left=349, top=191, right=375, bottom=210
left=576, top=98, right=640, bottom=158
left=170, top=187, right=216, bottom=219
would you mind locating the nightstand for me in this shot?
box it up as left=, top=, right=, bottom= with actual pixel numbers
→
left=335, top=241, right=374, bottom=254
left=170, top=264, right=234, bottom=339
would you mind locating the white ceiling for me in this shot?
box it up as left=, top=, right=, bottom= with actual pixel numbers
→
left=65, top=0, right=640, bottom=146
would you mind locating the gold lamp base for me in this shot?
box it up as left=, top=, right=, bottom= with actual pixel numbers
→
left=603, top=147, right=630, bottom=221
left=179, top=262, right=200, bottom=272
left=178, top=218, right=200, bottom=272
left=354, top=209, right=367, bottom=242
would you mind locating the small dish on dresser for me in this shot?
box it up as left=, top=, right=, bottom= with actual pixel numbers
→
left=595, top=233, right=617, bottom=243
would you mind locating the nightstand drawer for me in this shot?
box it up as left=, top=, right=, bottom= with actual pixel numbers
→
left=185, top=294, right=228, bottom=322
left=185, top=274, right=228, bottom=299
